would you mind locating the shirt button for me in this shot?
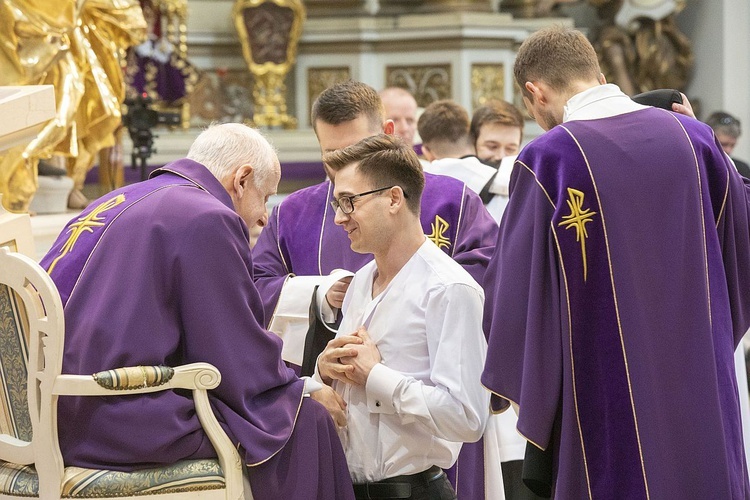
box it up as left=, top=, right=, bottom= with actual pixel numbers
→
left=375, top=401, right=381, bottom=407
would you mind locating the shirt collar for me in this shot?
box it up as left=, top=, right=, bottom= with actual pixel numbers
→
left=150, top=158, right=235, bottom=211
left=563, top=83, right=648, bottom=122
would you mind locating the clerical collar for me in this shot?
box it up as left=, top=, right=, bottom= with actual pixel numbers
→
left=563, top=83, right=647, bottom=122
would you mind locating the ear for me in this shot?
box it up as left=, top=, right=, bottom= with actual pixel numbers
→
left=525, top=81, right=545, bottom=104
left=598, top=72, right=607, bottom=85
left=233, top=164, right=254, bottom=195
left=383, top=119, right=395, bottom=135
left=388, top=185, right=406, bottom=213
left=421, top=144, right=436, bottom=162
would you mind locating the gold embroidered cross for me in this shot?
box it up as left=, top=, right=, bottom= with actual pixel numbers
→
left=47, top=194, right=126, bottom=274
left=558, top=188, right=597, bottom=281
left=427, top=215, right=451, bottom=250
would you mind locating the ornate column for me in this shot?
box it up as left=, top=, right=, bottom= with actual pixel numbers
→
left=234, top=0, right=306, bottom=129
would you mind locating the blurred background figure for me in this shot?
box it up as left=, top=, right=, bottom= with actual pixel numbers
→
left=706, top=111, right=750, bottom=178
left=470, top=100, right=525, bottom=168
left=379, top=87, right=419, bottom=146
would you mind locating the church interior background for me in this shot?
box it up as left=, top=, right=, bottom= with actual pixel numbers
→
left=0, top=0, right=748, bottom=257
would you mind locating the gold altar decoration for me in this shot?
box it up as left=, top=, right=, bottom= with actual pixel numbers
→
left=125, top=0, right=197, bottom=129
left=385, top=65, right=452, bottom=108
left=233, top=0, right=306, bottom=129
left=0, top=0, right=147, bottom=212
left=308, top=67, right=351, bottom=117
left=471, top=64, right=505, bottom=110
left=589, top=0, right=692, bottom=95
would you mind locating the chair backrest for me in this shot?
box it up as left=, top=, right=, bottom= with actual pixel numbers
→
left=0, top=247, right=66, bottom=497
left=0, top=195, right=35, bottom=259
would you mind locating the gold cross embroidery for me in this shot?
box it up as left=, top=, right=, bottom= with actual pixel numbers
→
left=427, top=215, right=451, bottom=250
left=558, top=188, right=597, bottom=281
left=47, top=194, right=126, bottom=274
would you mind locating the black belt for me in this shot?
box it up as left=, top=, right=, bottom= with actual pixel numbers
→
left=353, top=466, right=444, bottom=499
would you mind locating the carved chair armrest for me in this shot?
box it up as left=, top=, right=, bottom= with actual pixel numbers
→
left=51, top=362, right=244, bottom=499
left=52, top=362, right=220, bottom=396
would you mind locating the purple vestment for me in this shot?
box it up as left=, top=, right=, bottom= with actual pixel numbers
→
left=40, top=159, right=354, bottom=499
left=482, top=108, right=750, bottom=499
left=252, top=171, right=498, bottom=497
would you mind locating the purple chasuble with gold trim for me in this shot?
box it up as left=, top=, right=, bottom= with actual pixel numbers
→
left=41, top=159, right=354, bottom=499
left=482, top=108, right=750, bottom=499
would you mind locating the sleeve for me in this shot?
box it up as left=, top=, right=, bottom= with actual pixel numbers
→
left=365, top=283, right=489, bottom=443
left=173, top=207, right=305, bottom=465
left=452, top=187, right=499, bottom=288
left=711, top=146, right=750, bottom=344
left=480, top=161, right=563, bottom=451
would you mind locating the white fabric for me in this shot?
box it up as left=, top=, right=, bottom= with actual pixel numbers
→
left=268, top=269, right=354, bottom=365
left=320, top=239, right=489, bottom=483
left=424, top=156, right=508, bottom=224
left=564, top=83, right=750, bottom=476
left=563, top=83, right=648, bottom=123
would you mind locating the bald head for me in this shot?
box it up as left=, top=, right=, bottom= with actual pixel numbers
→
left=379, top=87, right=418, bottom=146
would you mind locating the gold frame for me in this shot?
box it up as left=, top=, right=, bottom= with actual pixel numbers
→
left=233, top=0, right=306, bottom=129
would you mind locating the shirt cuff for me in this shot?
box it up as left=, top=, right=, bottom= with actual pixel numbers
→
left=302, top=376, right=323, bottom=396
left=365, top=362, right=403, bottom=414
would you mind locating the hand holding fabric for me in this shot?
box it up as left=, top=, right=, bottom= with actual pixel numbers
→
left=325, top=276, right=353, bottom=309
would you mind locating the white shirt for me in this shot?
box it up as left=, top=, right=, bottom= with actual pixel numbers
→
left=321, top=239, right=489, bottom=483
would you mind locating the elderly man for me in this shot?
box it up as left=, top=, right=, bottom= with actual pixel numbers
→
left=40, top=123, right=354, bottom=500
left=317, top=134, right=488, bottom=500
left=482, top=26, right=750, bottom=498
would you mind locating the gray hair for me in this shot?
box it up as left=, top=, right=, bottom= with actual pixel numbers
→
left=187, top=122, right=278, bottom=187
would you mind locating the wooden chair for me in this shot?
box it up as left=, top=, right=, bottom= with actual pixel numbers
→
left=0, top=245, right=246, bottom=499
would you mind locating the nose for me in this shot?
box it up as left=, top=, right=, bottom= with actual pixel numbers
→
left=257, top=209, right=269, bottom=228
left=333, top=206, right=349, bottom=225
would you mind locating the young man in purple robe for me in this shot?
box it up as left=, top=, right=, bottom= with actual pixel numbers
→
left=40, top=123, right=354, bottom=500
left=251, top=80, right=497, bottom=369
left=481, top=26, right=750, bottom=499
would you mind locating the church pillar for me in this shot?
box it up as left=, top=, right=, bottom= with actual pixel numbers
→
left=678, top=0, right=750, bottom=161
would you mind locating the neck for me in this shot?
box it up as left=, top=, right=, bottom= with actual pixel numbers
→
left=372, top=217, right=425, bottom=293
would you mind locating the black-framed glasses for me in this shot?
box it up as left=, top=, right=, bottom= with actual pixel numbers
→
left=330, top=186, right=398, bottom=214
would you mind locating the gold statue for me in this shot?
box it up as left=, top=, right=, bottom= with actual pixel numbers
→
left=233, top=0, right=306, bottom=129
left=0, top=0, right=146, bottom=212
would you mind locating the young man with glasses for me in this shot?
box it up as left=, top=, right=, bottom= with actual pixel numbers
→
left=315, top=134, right=489, bottom=500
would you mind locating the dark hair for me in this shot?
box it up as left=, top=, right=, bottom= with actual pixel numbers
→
left=322, top=134, right=424, bottom=215
left=514, top=25, right=601, bottom=98
left=706, top=111, right=741, bottom=138
left=311, top=80, right=384, bottom=132
left=470, top=100, right=525, bottom=143
left=418, top=100, right=471, bottom=144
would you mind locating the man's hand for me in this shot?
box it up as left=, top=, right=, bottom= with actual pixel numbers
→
left=309, top=384, right=347, bottom=427
left=317, top=334, right=363, bottom=385
left=672, top=92, right=696, bottom=119
left=339, top=327, right=382, bottom=386
left=325, top=276, right=352, bottom=309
